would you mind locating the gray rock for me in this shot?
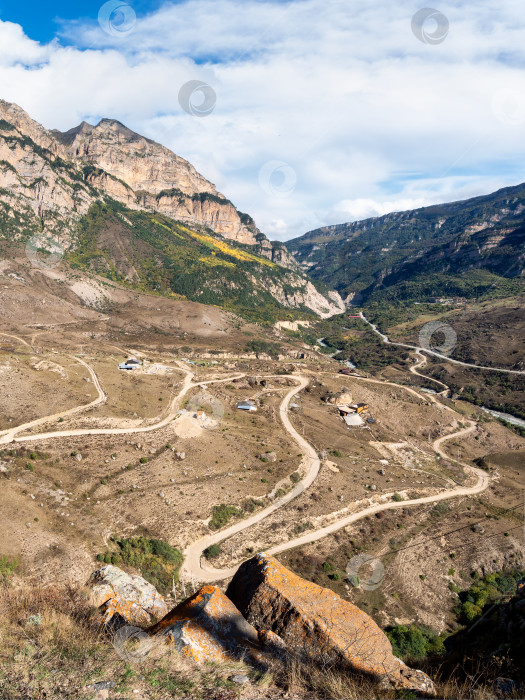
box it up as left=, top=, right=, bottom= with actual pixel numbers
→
left=494, top=677, right=519, bottom=698
left=230, top=674, right=250, bottom=685
left=27, top=614, right=42, bottom=626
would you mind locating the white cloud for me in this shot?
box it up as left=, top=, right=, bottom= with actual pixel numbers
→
left=1, top=0, right=525, bottom=238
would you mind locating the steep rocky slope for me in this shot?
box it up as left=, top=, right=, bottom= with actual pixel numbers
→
left=0, top=99, right=343, bottom=319
left=286, top=184, right=525, bottom=304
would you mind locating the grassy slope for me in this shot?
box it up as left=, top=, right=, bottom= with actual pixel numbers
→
left=68, top=200, right=315, bottom=324
left=286, top=183, right=525, bottom=304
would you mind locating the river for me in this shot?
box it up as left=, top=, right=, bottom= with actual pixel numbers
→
left=481, top=407, right=525, bottom=429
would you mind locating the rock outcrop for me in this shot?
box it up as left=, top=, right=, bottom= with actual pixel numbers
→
left=0, top=98, right=345, bottom=317
left=87, top=565, right=167, bottom=627
left=148, top=585, right=261, bottom=665
left=226, top=553, right=436, bottom=696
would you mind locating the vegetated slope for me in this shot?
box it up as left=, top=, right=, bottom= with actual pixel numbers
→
left=68, top=200, right=342, bottom=322
left=0, top=98, right=344, bottom=319
left=286, top=183, right=525, bottom=304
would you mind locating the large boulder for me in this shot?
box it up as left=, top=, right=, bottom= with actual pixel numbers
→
left=226, top=553, right=435, bottom=696
left=87, top=565, right=167, bottom=627
left=147, top=585, right=262, bottom=665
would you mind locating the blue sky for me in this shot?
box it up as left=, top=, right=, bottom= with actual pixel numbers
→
left=1, top=0, right=525, bottom=239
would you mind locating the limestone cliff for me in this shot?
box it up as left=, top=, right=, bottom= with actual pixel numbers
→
left=0, top=98, right=344, bottom=318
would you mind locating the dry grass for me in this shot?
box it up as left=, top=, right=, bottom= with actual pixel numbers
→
left=0, top=585, right=515, bottom=699
left=0, top=585, right=244, bottom=699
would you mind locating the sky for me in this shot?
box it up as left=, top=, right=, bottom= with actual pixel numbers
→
left=0, top=0, right=525, bottom=240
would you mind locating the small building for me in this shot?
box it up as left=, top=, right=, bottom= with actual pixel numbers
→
left=237, top=400, right=258, bottom=412
left=349, top=403, right=369, bottom=414
left=119, top=358, right=141, bottom=371
left=337, top=405, right=355, bottom=417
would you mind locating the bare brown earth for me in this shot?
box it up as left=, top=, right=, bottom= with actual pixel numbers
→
left=0, top=260, right=523, bottom=643
left=388, top=297, right=525, bottom=371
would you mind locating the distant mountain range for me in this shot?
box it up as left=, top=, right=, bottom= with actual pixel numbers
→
left=286, top=185, right=525, bottom=305
left=0, top=99, right=344, bottom=320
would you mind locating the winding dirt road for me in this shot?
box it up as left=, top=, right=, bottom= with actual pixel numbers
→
left=180, top=376, right=321, bottom=582
left=361, top=313, right=525, bottom=376
left=0, top=355, right=107, bottom=446
left=181, top=372, right=488, bottom=583
left=0, top=347, right=490, bottom=585
left=1, top=365, right=246, bottom=445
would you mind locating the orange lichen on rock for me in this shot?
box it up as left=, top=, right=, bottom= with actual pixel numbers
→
left=87, top=565, right=167, bottom=627
left=148, top=585, right=262, bottom=665
left=226, top=553, right=436, bottom=696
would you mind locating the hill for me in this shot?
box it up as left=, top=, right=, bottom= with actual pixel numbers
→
left=0, top=99, right=343, bottom=321
left=285, top=184, right=525, bottom=305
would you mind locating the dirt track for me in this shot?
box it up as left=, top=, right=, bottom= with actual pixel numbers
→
left=180, top=372, right=488, bottom=583
left=362, top=313, right=525, bottom=376
left=0, top=352, right=490, bottom=585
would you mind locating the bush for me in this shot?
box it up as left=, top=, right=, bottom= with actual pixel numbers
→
left=392, top=492, right=404, bottom=502
left=204, top=544, right=221, bottom=559
left=386, top=624, right=445, bottom=660
left=209, top=504, right=241, bottom=530
left=96, top=536, right=183, bottom=595
left=290, top=471, right=301, bottom=483
left=0, top=555, right=18, bottom=584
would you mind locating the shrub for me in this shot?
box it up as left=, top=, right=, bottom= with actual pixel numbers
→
left=204, top=544, right=221, bottom=559
left=461, top=601, right=483, bottom=622
left=96, top=537, right=183, bottom=595
left=209, top=504, right=241, bottom=530
left=386, top=624, right=445, bottom=660
left=392, top=492, right=404, bottom=502
left=139, top=457, right=148, bottom=464
left=290, top=471, right=301, bottom=483
left=0, top=555, right=18, bottom=584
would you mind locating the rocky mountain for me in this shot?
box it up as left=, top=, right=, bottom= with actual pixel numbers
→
left=0, top=99, right=343, bottom=319
left=286, top=184, right=525, bottom=305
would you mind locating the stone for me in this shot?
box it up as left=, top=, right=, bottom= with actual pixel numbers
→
left=27, top=614, right=43, bottom=626
left=226, top=554, right=435, bottom=696
left=75, top=453, right=82, bottom=462
left=494, top=677, right=519, bottom=698
left=175, top=452, right=186, bottom=461
left=87, top=565, right=167, bottom=627
left=231, top=674, right=250, bottom=684
left=148, top=585, right=261, bottom=665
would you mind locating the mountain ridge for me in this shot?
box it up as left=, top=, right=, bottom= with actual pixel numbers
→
left=0, top=98, right=344, bottom=320
left=286, top=183, right=525, bottom=304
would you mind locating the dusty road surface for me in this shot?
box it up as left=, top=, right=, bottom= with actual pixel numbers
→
left=180, top=371, right=489, bottom=583
left=361, top=313, right=525, bottom=376
left=0, top=355, right=107, bottom=445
